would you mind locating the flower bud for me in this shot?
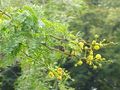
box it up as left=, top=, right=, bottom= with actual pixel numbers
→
left=94, top=45, right=100, bottom=50
left=93, top=65, right=97, bottom=69
left=77, top=60, right=83, bottom=65
left=48, top=71, right=54, bottom=78
left=95, top=54, right=102, bottom=60
left=87, top=55, right=93, bottom=61
left=79, top=42, right=84, bottom=49
left=57, top=76, right=62, bottom=80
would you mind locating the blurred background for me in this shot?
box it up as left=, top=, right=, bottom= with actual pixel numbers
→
left=0, top=0, right=120, bottom=90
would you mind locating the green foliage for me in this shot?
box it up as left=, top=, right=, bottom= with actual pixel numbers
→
left=0, top=0, right=120, bottom=90
left=0, top=6, right=69, bottom=89
left=0, top=5, right=112, bottom=90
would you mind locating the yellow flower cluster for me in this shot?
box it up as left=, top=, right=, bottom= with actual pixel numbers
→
left=86, top=47, right=104, bottom=67
left=48, top=67, right=65, bottom=80
left=86, top=49, right=94, bottom=65
left=86, top=54, right=93, bottom=65
left=86, top=53, right=103, bottom=64
left=78, top=42, right=84, bottom=49
left=70, top=41, right=84, bottom=56
left=69, top=35, right=108, bottom=69
left=48, top=71, right=54, bottom=78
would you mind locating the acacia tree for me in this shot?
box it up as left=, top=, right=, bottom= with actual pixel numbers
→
left=0, top=5, right=114, bottom=90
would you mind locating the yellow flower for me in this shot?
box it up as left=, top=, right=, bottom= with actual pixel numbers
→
left=95, top=54, right=102, bottom=60
left=92, top=40, right=96, bottom=45
left=87, top=55, right=93, bottom=61
left=77, top=60, right=83, bottom=65
left=57, top=68, right=63, bottom=75
left=57, top=67, right=62, bottom=72
left=57, top=76, right=62, bottom=80
left=48, top=71, right=54, bottom=78
left=79, top=42, right=84, bottom=49
left=89, top=50, right=93, bottom=55
left=93, top=45, right=100, bottom=50
left=86, top=60, right=92, bottom=65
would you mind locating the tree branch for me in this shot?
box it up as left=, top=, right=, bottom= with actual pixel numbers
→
left=0, top=10, right=11, bottom=18
left=40, top=42, right=76, bottom=57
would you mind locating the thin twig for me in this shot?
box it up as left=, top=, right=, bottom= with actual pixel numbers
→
left=40, top=42, right=75, bottom=57
left=0, top=10, right=11, bottom=18
left=50, top=35, right=62, bottom=40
